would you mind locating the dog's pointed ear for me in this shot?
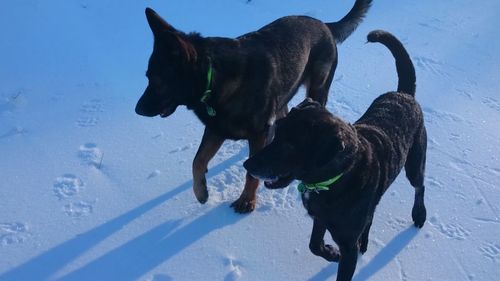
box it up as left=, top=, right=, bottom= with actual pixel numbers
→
left=145, top=7, right=175, bottom=37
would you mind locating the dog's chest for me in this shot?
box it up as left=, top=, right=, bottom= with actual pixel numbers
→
left=301, top=192, right=323, bottom=218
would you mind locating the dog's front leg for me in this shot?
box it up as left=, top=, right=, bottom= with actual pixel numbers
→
left=309, top=219, right=340, bottom=262
left=230, top=133, right=267, bottom=213
left=337, top=243, right=358, bottom=281
left=192, top=128, right=225, bottom=204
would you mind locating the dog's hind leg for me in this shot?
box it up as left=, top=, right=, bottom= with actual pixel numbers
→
left=305, top=52, right=337, bottom=106
left=405, top=126, right=427, bottom=228
left=358, top=217, right=372, bottom=254
left=193, top=128, right=225, bottom=204
left=230, top=132, right=268, bottom=213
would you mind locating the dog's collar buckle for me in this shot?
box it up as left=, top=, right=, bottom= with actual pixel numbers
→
left=200, top=58, right=216, bottom=117
left=298, top=173, right=343, bottom=194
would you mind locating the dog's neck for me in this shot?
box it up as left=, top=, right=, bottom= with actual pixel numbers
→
left=300, top=124, right=363, bottom=188
left=189, top=39, right=245, bottom=117
left=298, top=173, right=344, bottom=193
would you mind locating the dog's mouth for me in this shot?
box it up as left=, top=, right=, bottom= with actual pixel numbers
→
left=251, top=173, right=294, bottom=189
left=159, top=101, right=178, bottom=118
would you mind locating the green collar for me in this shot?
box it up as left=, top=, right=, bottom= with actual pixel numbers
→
left=298, top=173, right=343, bottom=193
left=200, top=58, right=216, bottom=117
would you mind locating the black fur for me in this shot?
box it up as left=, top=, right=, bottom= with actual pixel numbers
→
left=135, top=1, right=372, bottom=213
left=244, top=30, right=427, bottom=281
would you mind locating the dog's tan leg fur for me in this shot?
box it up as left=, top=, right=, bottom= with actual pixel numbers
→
left=192, top=128, right=225, bottom=204
left=231, top=133, right=268, bottom=213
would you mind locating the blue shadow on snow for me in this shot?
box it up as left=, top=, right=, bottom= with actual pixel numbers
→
left=0, top=148, right=247, bottom=281
left=308, top=226, right=419, bottom=281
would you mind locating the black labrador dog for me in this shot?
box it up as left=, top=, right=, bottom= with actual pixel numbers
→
left=244, top=30, right=427, bottom=281
left=135, top=0, right=372, bottom=213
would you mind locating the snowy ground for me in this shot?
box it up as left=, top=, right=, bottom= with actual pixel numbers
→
left=1, top=0, right=499, bottom=280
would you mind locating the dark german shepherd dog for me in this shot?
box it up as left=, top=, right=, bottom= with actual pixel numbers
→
left=244, top=30, right=427, bottom=281
left=135, top=0, right=372, bottom=213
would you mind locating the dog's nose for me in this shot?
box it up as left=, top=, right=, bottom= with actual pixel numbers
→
left=135, top=103, right=157, bottom=117
left=242, top=158, right=252, bottom=171
left=135, top=103, right=144, bottom=115
left=243, top=157, right=261, bottom=174
left=135, top=103, right=148, bottom=116
left=135, top=92, right=159, bottom=117
left=243, top=155, right=268, bottom=178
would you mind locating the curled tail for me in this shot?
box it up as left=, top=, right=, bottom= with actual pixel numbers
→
left=327, top=0, right=372, bottom=43
left=367, top=30, right=416, bottom=96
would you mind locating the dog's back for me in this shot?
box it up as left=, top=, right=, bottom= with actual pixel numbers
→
left=355, top=30, right=425, bottom=186
left=231, top=0, right=373, bottom=108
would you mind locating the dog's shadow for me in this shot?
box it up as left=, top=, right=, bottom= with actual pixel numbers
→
left=58, top=203, right=244, bottom=280
left=308, top=226, right=419, bottom=281
left=0, top=148, right=247, bottom=281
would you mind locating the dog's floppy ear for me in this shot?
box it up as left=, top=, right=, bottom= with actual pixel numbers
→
left=311, top=121, right=358, bottom=172
left=290, top=98, right=321, bottom=114
left=145, top=7, right=176, bottom=37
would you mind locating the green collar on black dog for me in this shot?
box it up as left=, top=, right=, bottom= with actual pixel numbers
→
left=200, top=58, right=216, bottom=117
left=298, top=173, right=343, bottom=193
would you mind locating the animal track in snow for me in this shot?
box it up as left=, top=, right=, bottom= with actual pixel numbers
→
left=208, top=165, right=246, bottom=203
left=479, top=242, right=500, bottom=262
left=385, top=216, right=410, bottom=231
left=76, top=116, right=99, bottom=128
left=63, top=201, right=94, bottom=218
left=449, top=133, right=460, bottom=142
left=413, top=56, right=449, bottom=77
left=224, top=256, right=244, bottom=281
left=53, top=174, right=85, bottom=199
left=0, top=126, right=26, bottom=139
left=487, top=167, right=500, bottom=177
left=0, top=90, right=25, bottom=114
left=455, top=88, right=473, bottom=100
left=78, top=143, right=103, bottom=167
left=329, top=96, right=362, bottom=116
left=426, top=176, right=444, bottom=189
left=417, top=19, right=444, bottom=32
left=0, top=222, right=29, bottom=246
left=482, top=97, right=500, bottom=112
left=423, top=107, right=465, bottom=125
left=147, top=169, right=161, bottom=179
left=473, top=217, right=500, bottom=224
left=429, top=216, right=471, bottom=240
left=80, top=99, right=104, bottom=113
left=258, top=184, right=298, bottom=211
left=479, top=241, right=500, bottom=262
left=76, top=99, right=103, bottom=128
left=169, top=144, right=193, bottom=154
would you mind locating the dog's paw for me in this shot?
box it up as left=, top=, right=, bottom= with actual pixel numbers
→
left=193, top=180, right=209, bottom=204
left=358, top=239, right=368, bottom=254
left=412, top=204, right=427, bottom=228
left=230, top=197, right=256, bottom=214
left=322, top=244, right=341, bottom=262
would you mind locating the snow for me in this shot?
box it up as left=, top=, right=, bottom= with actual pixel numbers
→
left=1, top=0, right=499, bottom=280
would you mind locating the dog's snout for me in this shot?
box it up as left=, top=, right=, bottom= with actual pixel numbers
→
left=243, top=155, right=266, bottom=175
left=135, top=102, right=155, bottom=117
left=243, top=158, right=256, bottom=173
left=135, top=87, right=161, bottom=117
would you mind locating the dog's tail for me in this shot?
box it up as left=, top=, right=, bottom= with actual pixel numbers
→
left=367, top=30, right=416, bottom=96
left=327, top=0, right=372, bottom=43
